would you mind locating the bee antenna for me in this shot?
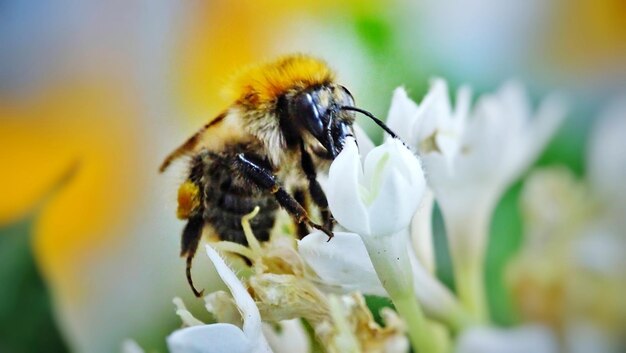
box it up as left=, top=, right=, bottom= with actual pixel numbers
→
left=339, top=106, right=407, bottom=146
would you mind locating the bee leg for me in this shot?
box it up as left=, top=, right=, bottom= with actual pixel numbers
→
left=293, top=188, right=311, bottom=239
left=181, top=215, right=205, bottom=297
left=235, top=153, right=334, bottom=240
left=299, top=144, right=334, bottom=231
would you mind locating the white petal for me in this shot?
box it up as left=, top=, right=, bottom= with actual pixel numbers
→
left=205, top=245, right=272, bottom=353
left=407, top=243, right=464, bottom=325
left=364, top=139, right=425, bottom=236
left=262, top=319, right=311, bottom=353
left=173, top=297, right=204, bottom=327
left=414, top=78, right=453, bottom=144
left=507, top=92, right=566, bottom=183
left=204, top=291, right=242, bottom=327
left=386, top=87, right=419, bottom=144
left=368, top=166, right=421, bottom=236
left=410, top=189, right=435, bottom=273
left=298, top=231, right=386, bottom=296
left=327, top=137, right=370, bottom=235
left=167, top=324, right=252, bottom=353
left=455, top=325, right=558, bottom=353
left=531, top=93, right=567, bottom=152
left=454, top=85, right=472, bottom=124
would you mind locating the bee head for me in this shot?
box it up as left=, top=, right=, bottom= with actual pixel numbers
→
left=285, top=84, right=356, bottom=158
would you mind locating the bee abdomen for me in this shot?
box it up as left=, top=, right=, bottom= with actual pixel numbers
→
left=200, top=149, right=280, bottom=245
left=204, top=190, right=278, bottom=244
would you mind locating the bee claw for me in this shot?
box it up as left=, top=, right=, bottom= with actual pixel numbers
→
left=192, top=287, right=205, bottom=298
left=308, top=221, right=334, bottom=241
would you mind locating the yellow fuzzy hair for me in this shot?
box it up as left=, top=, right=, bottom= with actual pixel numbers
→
left=224, top=54, right=335, bottom=106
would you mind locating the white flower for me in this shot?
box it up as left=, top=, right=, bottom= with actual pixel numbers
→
left=327, top=137, right=426, bottom=237
left=167, top=245, right=272, bottom=353
left=325, top=139, right=445, bottom=352
left=388, top=79, right=566, bottom=319
left=387, top=81, right=469, bottom=172
left=455, top=325, right=558, bottom=353
left=415, top=79, right=566, bottom=230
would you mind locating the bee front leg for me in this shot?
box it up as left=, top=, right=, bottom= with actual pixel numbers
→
left=235, top=153, right=334, bottom=240
left=299, top=143, right=334, bottom=230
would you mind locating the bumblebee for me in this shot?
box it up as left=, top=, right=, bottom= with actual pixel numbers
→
left=160, top=54, right=398, bottom=296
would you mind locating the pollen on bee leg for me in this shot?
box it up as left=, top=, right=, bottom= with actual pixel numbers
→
left=177, top=181, right=200, bottom=219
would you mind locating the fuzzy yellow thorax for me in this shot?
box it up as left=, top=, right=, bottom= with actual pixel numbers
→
left=224, top=54, right=335, bottom=107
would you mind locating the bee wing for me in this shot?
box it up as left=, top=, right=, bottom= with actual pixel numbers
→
left=159, top=111, right=227, bottom=172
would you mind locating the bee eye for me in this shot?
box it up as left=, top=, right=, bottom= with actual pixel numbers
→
left=291, top=92, right=325, bottom=138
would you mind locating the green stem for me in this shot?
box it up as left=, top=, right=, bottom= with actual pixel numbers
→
left=455, top=263, right=487, bottom=322
left=363, top=232, right=442, bottom=353
left=444, top=204, right=492, bottom=323
left=392, top=290, right=439, bottom=353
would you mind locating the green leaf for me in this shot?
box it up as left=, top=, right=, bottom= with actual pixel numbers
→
left=0, top=216, right=70, bottom=353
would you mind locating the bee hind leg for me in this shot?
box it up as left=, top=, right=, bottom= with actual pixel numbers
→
left=235, top=153, right=334, bottom=240
left=181, top=215, right=205, bottom=297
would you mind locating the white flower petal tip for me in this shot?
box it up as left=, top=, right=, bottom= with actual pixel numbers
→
left=298, top=231, right=386, bottom=296
left=327, top=137, right=427, bottom=238
left=386, top=86, right=419, bottom=142
left=173, top=297, right=204, bottom=327
left=204, top=245, right=273, bottom=353
left=167, top=324, right=253, bottom=353
left=455, top=325, right=558, bottom=353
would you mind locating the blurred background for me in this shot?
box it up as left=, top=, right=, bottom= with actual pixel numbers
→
left=0, top=0, right=624, bottom=352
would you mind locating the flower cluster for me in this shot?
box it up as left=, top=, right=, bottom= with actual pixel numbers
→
left=134, top=80, right=625, bottom=353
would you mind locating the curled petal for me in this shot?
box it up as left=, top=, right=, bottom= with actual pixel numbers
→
left=298, top=231, right=386, bottom=296
left=367, top=165, right=422, bottom=236
left=327, top=137, right=370, bottom=235
left=167, top=324, right=253, bottom=353
left=365, top=140, right=426, bottom=235
left=363, top=139, right=426, bottom=236
left=205, top=245, right=272, bottom=353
